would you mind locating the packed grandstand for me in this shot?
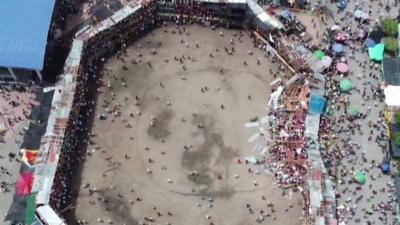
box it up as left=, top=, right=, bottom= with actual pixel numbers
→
left=5, top=1, right=337, bottom=225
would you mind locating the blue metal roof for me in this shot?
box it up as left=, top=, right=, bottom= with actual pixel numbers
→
left=0, top=0, right=56, bottom=70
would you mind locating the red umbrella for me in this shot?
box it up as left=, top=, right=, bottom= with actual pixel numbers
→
left=16, top=173, right=33, bottom=196
left=336, top=31, right=349, bottom=42
left=336, top=63, right=349, bottom=73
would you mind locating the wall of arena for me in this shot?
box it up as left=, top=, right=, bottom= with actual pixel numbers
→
left=26, top=1, right=284, bottom=224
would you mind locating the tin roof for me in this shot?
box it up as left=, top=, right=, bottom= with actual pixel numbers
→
left=0, top=0, right=56, bottom=70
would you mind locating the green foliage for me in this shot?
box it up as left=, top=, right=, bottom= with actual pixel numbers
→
left=384, top=37, right=399, bottom=55
left=381, top=18, right=398, bottom=37
left=395, top=111, right=400, bottom=126
left=395, top=132, right=400, bottom=148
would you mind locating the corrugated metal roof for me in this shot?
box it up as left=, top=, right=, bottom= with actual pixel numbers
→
left=383, top=57, right=400, bottom=86
left=0, top=0, right=56, bottom=70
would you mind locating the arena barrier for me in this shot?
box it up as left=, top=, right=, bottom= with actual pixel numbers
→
left=13, top=1, right=316, bottom=224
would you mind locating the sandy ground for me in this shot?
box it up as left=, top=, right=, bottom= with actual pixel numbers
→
left=294, top=12, right=323, bottom=46
left=0, top=134, right=22, bottom=225
left=275, top=9, right=323, bottom=46
left=322, top=1, right=399, bottom=224
left=0, top=90, right=36, bottom=224
left=75, top=24, right=303, bottom=225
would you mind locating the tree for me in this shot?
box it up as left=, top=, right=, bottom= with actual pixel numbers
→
left=395, top=111, right=400, bottom=127
left=395, top=132, right=400, bottom=148
left=384, top=37, right=398, bottom=55
left=381, top=18, right=398, bottom=37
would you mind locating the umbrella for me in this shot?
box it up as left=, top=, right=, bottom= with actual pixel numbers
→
left=353, top=9, right=363, bottom=18
left=347, top=106, right=360, bottom=116
left=337, top=63, right=349, bottom=73
left=339, top=79, right=352, bottom=91
left=321, top=56, right=332, bottom=67
left=332, top=43, right=345, bottom=53
left=16, top=173, right=33, bottom=196
left=314, top=50, right=325, bottom=60
left=364, top=38, right=376, bottom=48
left=336, top=32, right=349, bottom=42
left=354, top=171, right=366, bottom=185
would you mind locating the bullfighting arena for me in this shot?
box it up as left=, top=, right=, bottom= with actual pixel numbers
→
left=75, top=24, right=302, bottom=225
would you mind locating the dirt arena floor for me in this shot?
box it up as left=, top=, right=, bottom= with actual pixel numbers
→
left=75, top=24, right=302, bottom=225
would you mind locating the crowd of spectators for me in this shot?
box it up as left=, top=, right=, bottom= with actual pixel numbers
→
left=47, top=2, right=159, bottom=221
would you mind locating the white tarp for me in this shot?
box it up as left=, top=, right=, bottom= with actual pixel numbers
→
left=37, top=205, right=66, bottom=225
left=257, top=12, right=284, bottom=30
left=268, top=86, right=283, bottom=109
left=247, top=0, right=263, bottom=15
left=0, top=121, right=7, bottom=133
left=305, top=114, right=320, bottom=139
left=97, top=18, right=115, bottom=32
left=227, top=0, right=247, bottom=4
left=112, top=7, right=132, bottom=23
left=384, top=85, right=400, bottom=106
left=43, top=86, right=56, bottom=93
left=285, top=74, right=302, bottom=86
left=36, top=177, right=53, bottom=205
left=245, top=122, right=259, bottom=128
left=309, top=188, right=323, bottom=209
left=112, top=5, right=142, bottom=23
left=198, top=0, right=220, bottom=3
left=75, top=25, right=91, bottom=39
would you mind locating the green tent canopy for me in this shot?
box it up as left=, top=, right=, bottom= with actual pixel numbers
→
left=339, top=79, right=352, bottom=91
left=368, top=43, right=385, bottom=61
left=354, top=171, right=366, bottom=184
left=314, top=50, right=325, bottom=60
left=348, top=106, right=360, bottom=116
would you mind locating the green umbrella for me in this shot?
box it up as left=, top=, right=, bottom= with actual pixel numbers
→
left=339, top=79, right=352, bottom=92
left=354, top=171, right=366, bottom=184
left=347, top=106, right=360, bottom=117
left=314, top=50, right=325, bottom=60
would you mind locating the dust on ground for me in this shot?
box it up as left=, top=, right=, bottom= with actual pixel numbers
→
left=75, top=24, right=303, bottom=225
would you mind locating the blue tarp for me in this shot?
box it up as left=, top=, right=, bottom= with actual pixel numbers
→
left=0, top=0, right=56, bottom=70
left=309, top=93, right=327, bottom=114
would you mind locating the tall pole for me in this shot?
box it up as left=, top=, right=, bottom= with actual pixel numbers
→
left=35, top=70, right=43, bottom=81
left=7, top=67, right=17, bottom=81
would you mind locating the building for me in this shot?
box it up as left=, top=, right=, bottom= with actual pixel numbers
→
left=383, top=57, right=400, bottom=86
left=0, top=0, right=56, bottom=83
